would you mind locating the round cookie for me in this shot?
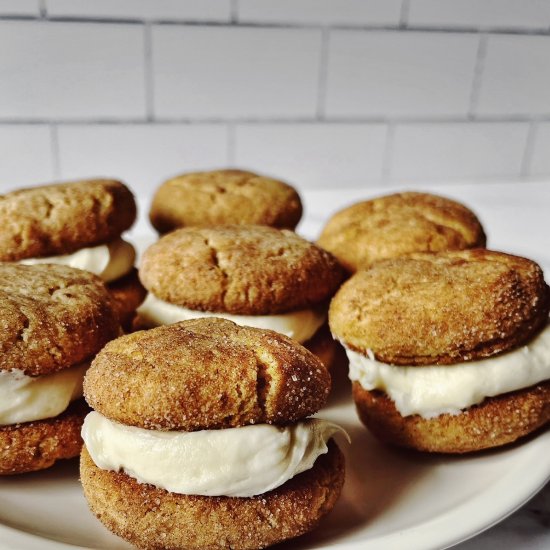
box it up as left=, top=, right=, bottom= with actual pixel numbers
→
left=84, top=318, right=331, bottom=430
left=106, top=268, right=147, bottom=331
left=149, top=169, right=302, bottom=234
left=0, top=179, right=136, bottom=260
left=318, top=192, right=486, bottom=272
left=353, top=382, right=550, bottom=454
left=80, top=442, right=344, bottom=550
left=0, top=263, right=120, bottom=474
left=330, top=249, right=549, bottom=366
left=81, top=318, right=345, bottom=549
left=0, top=263, right=121, bottom=376
left=0, top=400, right=89, bottom=475
left=139, top=225, right=345, bottom=315
left=329, top=249, right=550, bottom=453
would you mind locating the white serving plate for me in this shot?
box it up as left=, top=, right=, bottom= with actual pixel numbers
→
left=1, top=181, right=549, bottom=550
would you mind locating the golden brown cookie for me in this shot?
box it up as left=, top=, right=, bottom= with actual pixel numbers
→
left=81, top=441, right=344, bottom=550
left=353, top=382, right=550, bottom=454
left=318, top=192, right=486, bottom=272
left=139, top=225, right=346, bottom=315
left=107, top=268, right=147, bottom=331
left=0, top=264, right=121, bottom=376
left=303, top=324, right=339, bottom=371
left=84, top=318, right=331, bottom=431
left=150, top=169, right=302, bottom=234
left=0, top=399, right=89, bottom=475
left=0, top=179, right=136, bottom=261
left=329, top=249, right=550, bottom=366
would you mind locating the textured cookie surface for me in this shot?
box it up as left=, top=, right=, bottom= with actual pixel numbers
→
left=107, top=268, right=147, bottom=331
left=150, top=169, right=302, bottom=233
left=353, top=382, right=550, bottom=453
left=0, top=179, right=136, bottom=261
left=139, top=225, right=346, bottom=315
left=0, top=399, right=88, bottom=474
left=0, top=264, right=121, bottom=376
left=318, top=192, right=486, bottom=272
left=81, top=441, right=344, bottom=550
left=330, top=249, right=550, bottom=365
left=84, top=318, right=331, bottom=431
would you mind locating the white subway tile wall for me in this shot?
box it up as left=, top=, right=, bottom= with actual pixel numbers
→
left=234, top=123, right=387, bottom=188
left=325, top=30, right=479, bottom=118
left=57, top=124, right=228, bottom=194
left=0, top=0, right=39, bottom=16
left=45, top=0, right=231, bottom=22
left=0, top=2, right=549, bottom=192
left=390, top=122, right=529, bottom=181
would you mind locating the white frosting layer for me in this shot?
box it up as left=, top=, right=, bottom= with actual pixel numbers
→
left=347, top=322, right=550, bottom=419
left=137, top=293, right=326, bottom=344
left=82, top=412, right=345, bottom=497
left=20, top=238, right=135, bottom=283
left=0, top=363, right=88, bottom=426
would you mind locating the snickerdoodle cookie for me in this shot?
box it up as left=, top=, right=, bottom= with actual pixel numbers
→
left=0, top=178, right=145, bottom=327
left=81, top=318, right=345, bottom=549
left=0, top=264, right=120, bottom=474
left=318, top=192, right=486, bottom=272
left=137, top=225, right=347, bottom=369
left=329, top=249, right=550, bottom=453
left=149, top=169, right=303, bottom=233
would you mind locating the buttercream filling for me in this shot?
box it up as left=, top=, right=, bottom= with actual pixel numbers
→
left=19, top=238, right=135, bottom=283
left=0, top=362, right=89, bottom=426
left=82, top=412, right=346, bottom=497
left=137, top=293, right=326, bottom=344
left=346, top=322, right=550, bottom=419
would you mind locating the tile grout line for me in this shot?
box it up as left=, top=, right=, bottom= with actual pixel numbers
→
left=399, top=0, right=410, bottom=28
left=468, top=33, right=488, bottom=118
left=381, top=123, right=395, bottom=182
left=143, top=23, right=155, bottom=121
left=49, top=123, right=61, bottom=179
left=315, top=27, right=330, bottom=120
left=520, top=121, right=538, bottom=177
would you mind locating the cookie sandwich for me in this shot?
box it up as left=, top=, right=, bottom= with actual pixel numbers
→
left=0, top=178, right=145, bottom=329
left=0, top=264, right=120, bottom=474
left=150, top=169, right=303, bottom=234
left=137, top=225, right=347, bottom=368
left=318, top=191, right=486, bottom=272
left=81, top=318, right=345, bottom=549
left=329, top=249, right=550, bottom=453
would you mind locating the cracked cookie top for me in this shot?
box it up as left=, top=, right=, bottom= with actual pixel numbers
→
left=317, top=192, right=486, bottom=272
left=0, top=264, right=121, bottom=376
left=84, top=318, right=331, bottom=430
left=149, top=169, right=303, bottom=233
left=329, top=249, right=550, bottom=365
left=0, top=179, right=136, bottom=261
left=139, top=225, right=347, bottom=315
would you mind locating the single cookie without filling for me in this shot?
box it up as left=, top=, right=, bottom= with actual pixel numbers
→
left=150, top=169, right=303, bottom=234
left=318, top=192, right=486, bottom=272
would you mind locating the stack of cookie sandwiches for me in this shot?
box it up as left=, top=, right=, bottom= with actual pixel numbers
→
left=0, top=264, right=120, bottom=474
left=330, top=249, right=550, bottom=453
left=0, top=179, right=146, bottom=329
left=318, top=192, right=486, bottom=273
left=150, top=169, right=303, bottom=233
left=136, top=225, right=347, bottom=368
left=80, top=318, right=345, bottom=549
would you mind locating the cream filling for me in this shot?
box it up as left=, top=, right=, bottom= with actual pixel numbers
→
left=0, top=362, right=89, bottom=426
left=347, top=322, right=550, bottom=419
left=137, top=293, right=326, bottom=344
left=82, top=412, right=346, bottom=497
left=19, top=238, right=135, bottom=283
